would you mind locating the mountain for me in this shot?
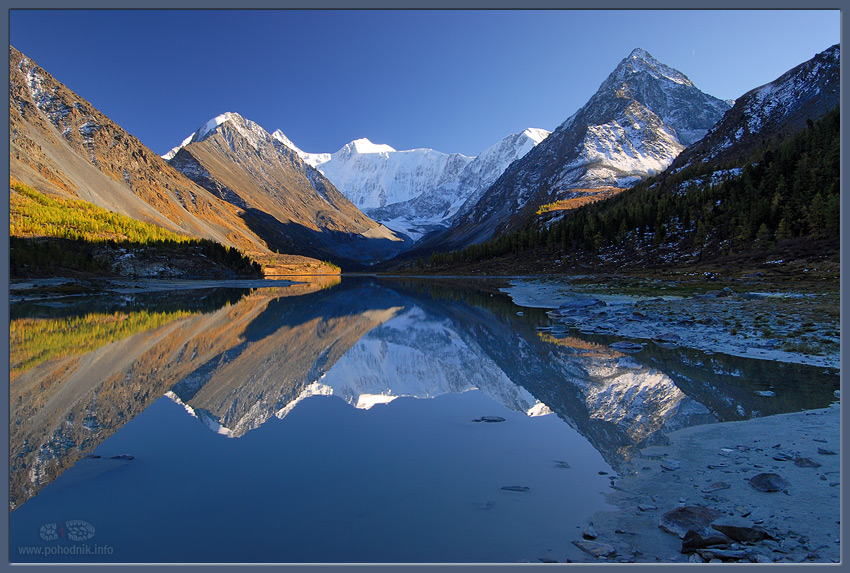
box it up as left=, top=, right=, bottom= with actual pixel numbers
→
left=423, top=48, right=732, bottom=251
left=670, top=43, right=840, bottom=169
left=423, top=45, right=840, bottom=274
left=282, top=137, right=474, bottom=211
left=8, top=46, right=271, bottom=258
left=269, top=129, right=550, bottom=241
left=365, top=128, right=551, bottom=240
left=166, top=113, right=408, bottom=266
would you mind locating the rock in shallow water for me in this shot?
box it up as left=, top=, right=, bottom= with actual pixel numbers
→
left=500, top=485, right=530, bottom=492
left=472, top=416, right=506, bottom=423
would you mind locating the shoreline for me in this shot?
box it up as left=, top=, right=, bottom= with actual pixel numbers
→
left=501, top=276, right=840, bottom=369
left=560, top=401, right=841, bottom=563
left=7, top=276, right=309, bottom=303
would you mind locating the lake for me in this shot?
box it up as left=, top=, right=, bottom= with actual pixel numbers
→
left=9, top=276, right=839, bottom=563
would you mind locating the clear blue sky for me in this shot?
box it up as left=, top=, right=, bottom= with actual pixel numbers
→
left=10, top=10, right=839, bottom=157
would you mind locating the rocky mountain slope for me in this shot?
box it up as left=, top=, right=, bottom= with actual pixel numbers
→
left=166, top=113, right=407, bottom=266
left=421, top=48, right=731, bottom=252
left=670, top=44, right=839, bottom=169
left=8, top=46, right=271, bottom=258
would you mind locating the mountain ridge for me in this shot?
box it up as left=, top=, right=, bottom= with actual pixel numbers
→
left=415, top=48, right=732, bottom=253
left=165, top=111, right=408, bottom=267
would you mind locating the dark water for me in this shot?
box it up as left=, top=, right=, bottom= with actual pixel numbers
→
left=9, top=277, right=839, bottom=563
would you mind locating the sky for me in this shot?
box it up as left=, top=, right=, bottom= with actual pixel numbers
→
left=9, top=10, right=840, bottom=158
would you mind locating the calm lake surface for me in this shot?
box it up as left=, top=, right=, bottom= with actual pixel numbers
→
left=9, top=276, right=839, bottom=563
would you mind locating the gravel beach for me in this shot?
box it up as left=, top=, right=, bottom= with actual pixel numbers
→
left=562, top=401, right=841, bottom=563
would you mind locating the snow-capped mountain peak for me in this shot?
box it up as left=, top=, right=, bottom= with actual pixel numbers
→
left=270, top=128, right=303, bottom=154
left=341, top=137, right=397, bottom=155
left=522, top=127, right=550, bottom=145
left=313, top=127, right=550, bottom=240
left=163, top=111, right=260, bottom=160
left=196, top=112, right=234, bottom=139
left=428, top=47, right=731, bottom=250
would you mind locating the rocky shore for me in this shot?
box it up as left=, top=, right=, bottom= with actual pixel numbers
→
left=561, top=400, right=841, bottom=563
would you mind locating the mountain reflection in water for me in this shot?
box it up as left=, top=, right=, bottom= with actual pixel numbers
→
left=9, top=277, right=838, bottom=561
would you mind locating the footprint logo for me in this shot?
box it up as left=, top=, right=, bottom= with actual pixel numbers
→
left=39, top=523, right=58, bottom=541
left=64, top=520, right=96, bottom=541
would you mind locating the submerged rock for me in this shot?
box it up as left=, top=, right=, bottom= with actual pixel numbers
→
left=659, top=506, right=723, bottom=538
left=583, top=523, right=598, bottom=540
left=749, top=473, right=789, bottom=492
left=754, top=390, right=776, bottom=397
left=557, top=298, right=607, bottom=311
left=472, top=416, right=506, bottom=423
left=794, top=457, right=821, bottom=468
left=500, top=485, right=530, bottom=492
left=572, top=539, right=616, bottom=557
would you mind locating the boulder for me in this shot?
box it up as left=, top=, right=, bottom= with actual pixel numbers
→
left=659, top=506, right=723, bottom=538
left=711, top=524, right=774, bottom=543
left=749, top=473, right=789, bottom=492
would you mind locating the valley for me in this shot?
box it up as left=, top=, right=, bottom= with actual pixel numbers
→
left=7, top=27, right=841, bottom=566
